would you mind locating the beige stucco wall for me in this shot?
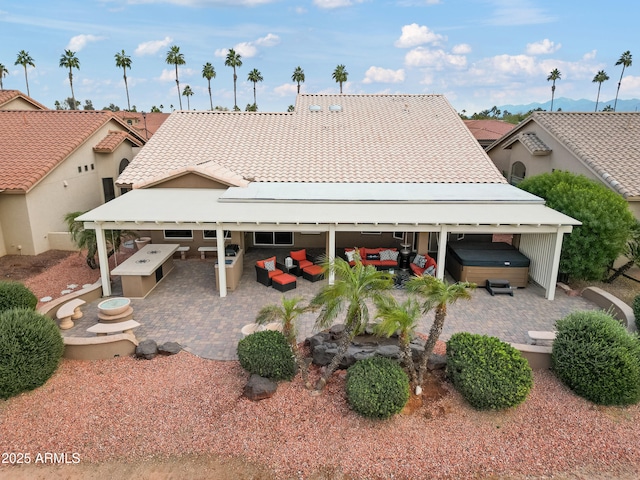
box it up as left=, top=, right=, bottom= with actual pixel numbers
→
left=0, top=194, right=34, bottom=255
left=628, top=200, right=640, bottom=222
left=0, top=214, right=6, bottom=256
left=2, top=97, right=43, bottom=110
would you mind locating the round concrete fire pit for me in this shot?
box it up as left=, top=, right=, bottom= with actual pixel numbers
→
left=98, top=297, right=131, bottom=316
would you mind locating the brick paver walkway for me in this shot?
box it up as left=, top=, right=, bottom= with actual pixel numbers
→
left=62, top=248, right=597, bottom=360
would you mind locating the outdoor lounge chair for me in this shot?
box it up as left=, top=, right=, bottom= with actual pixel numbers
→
left=255, top=256, right=284, bottom=286
left=409, top=253, right=437, bottom=277
left=290, top=249, right=314, bottom=275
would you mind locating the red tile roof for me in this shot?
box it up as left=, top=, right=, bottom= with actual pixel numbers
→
left=94, top=130, right=143, bottom=153
left=464, top=119, right=515, bottom=141
left=113, top=111, right=170, bottom=139
left=0, top=90, right=48, bottom=110
left=0, top=110, right=142, bottom=192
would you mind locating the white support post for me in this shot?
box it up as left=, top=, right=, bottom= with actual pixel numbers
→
left=546, top=229, right=566, bottom=301
left=94, top=225, right=111, bottom=297
left=216, top=227, right=227, bottom=297
left=328, top=225, right=336, bottom=285
left=436, top=228, right=447, bottom=281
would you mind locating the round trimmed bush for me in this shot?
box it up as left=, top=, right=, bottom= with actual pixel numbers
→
left=237, top=329, right=295, bottom=381
left=346, top=356, right=409, bottom=419
left=633, top=295, right=640, bottom=332
left=0, top=281, right=37, bottom=313
left=0, top=308, right=64, bottom=400
left=552, top=310, right=640, bottom=405
left=447, top=332, right=533, bottom=410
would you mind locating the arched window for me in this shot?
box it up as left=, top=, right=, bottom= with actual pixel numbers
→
left=118, top=158, right=130, bottom=175
left=510, top=161, right=526, bottom=185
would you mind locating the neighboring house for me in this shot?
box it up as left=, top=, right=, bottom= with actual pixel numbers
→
left=0, top=90, right=48, bottom=110
left=486, top=112, right=640, bottom=220
left=464, top=119, right=515, bottom=149
left=79, top=94, right=579, bottom=300
left=113, top=111, right=170, bottom=140
left=0, top=110, right=145, bottom=257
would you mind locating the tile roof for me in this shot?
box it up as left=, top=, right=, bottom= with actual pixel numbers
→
left=463, top=119, right=515, bottom=141
left=113, top=111, right=170, bottom=139
left=119, top=94, right=506, bottom=186
left=94, top=130, right=144, bottom=153
left=531, top=112, right=640, bottom=197
left=516, top=132, right=552, bottom=156
left=0, top=110, right=140, bottom=192
left=0, top=90, right=48, bottom=110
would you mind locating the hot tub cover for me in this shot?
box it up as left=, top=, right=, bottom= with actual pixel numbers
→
left=447, top=242, right=530, bottom=268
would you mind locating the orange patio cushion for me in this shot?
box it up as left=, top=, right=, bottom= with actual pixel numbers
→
left=268, top=269, right=284, bottom=278
left=290, top=249, right=307, bottom=261
left=298, top=259, right=313, bottom=269
left=303, top=264, right=323, bottom=275
left=256, top=256, right=276, bottom=269
left=272, top=273, right=296, bottom=285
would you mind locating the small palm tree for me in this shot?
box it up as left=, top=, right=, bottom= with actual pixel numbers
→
left=0, top=63, right=8, bottom=89
left=256, top=296, right=314, bottom=388
left=247, top=68, right=263, bottom=108
left=114, top=50, right=132, bottom=111
left=224, top=48, right=242, bottom=111
left=182, top=85, right=194, bottom=110
left=292, top=66, right=305, bottom=94
left=15, top=50, right=35, bottom=96
left=310, top=257, right=393, bottom=391
left=547, top=68, right=561, bottom=112
left=373, top=295, right=422, bottom=387
left=166, top=45, right=185, bottom=110
left=202, top=62, right=216, bottom=111
left=59, top=50, right=80, bottom=110
left=406, top=275, right=475, bottom=387
left=332, top=64, right=348, bottom=94
left=614, top=50, right=632, bottom=111
left=592, top=70, right=610, bottom=112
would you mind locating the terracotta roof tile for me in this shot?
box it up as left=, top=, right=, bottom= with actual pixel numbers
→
left=0, top=90, right=48, bottom=110
left=94, top=130, right=143, bottom=153
left=119, top=94, right=506, bottom=186
left=464, top=119, right=515, bottom=141
left=113, top=111, right=170, bottom=139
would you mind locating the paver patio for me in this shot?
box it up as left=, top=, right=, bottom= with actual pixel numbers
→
left=62, top=248, right=597, bottom=360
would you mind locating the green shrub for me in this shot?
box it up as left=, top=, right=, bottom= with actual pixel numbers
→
left=552, top=310, right=640, bottom=406
left=633, top=295, right=640, bottom=332
left=446, top=332, right=533, bottom=410
left=0, top=282, right=37, bottom=313
left=0, top=308, right=64, bottom=400
left=237, top=329, right=296, bottom=381
left=346, top=356, right=409, bottom=419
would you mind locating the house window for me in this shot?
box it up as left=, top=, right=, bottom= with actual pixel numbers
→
left=203, top=230, right=231, bottom=240
left=393, top=232, right=405, bottom=240
left=510, top=162, right=526, bottom=186
left=102, top=178, right=115, bottom=202
left=253, top=232, right=293, bottom=246
left=77, top=166, right=82, bottom=173
left=164, top=230, right=193, bottom=240
left=119, top=159, right=130, bottom=175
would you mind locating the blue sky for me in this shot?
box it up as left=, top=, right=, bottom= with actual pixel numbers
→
left=1, top=0, right=638, bottom=113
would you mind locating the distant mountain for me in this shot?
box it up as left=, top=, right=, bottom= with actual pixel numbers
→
left=498, top=97, right=640, bottom=114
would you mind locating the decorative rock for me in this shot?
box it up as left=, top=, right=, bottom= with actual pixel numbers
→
left=67, top=284, right=78, bottom=289
left=244, top=374, right=277, bottom=401
left=136, top=339, right=158, bottom=360
left=312, top=343, right=339, bottom=366
left=61, top=289, right=72, bottom=295
left=410, top=341, right=426, bottom=362
left=329, top=324, right=346, bottom=339
left=427, top=353, right=447, bottom=371
left=307, top=333, right=329, bottom=349
left=376, top=344, right=401, bottom=359
left=158, top=342, right=181, bottom=355
left=40, top=296, right=53, bottom=303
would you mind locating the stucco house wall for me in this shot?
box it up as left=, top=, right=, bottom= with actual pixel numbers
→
left=0, top=195, right=33, bottom=255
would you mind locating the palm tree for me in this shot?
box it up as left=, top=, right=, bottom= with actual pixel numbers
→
left=202, top=62, right=216, bottom=111
left=292, top=66, right=305, bottom=94
left=182, top=85, right=194, bottom=110
left=0, top=63, right=8, bottom=89
left=614, top=51, right=632, bottom=111
left=373, top=295, right=421, bottom=387
left=547, top=68, right=561, bottom=112
left=592, top=70, right=610, bottom=112
left=405, top=275, right=475, bottom=387
left=59, top=50, right=80, bottom=110
left=114, top=50, right=132, bottom=111
left=224, top=48, right=242, bottom=111
left=256, top=296, right=314, bottom=389
left=15, top=50, right=35, bottom=96
left=332, top=64, right=348, bottom=94
left=247, top=68, right=263, bottom=108
left=165, top=45, right=185, bottom=110
left=310, top=257, right=393, bottom=391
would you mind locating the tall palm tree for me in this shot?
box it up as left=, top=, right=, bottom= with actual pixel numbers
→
left=165, top=45, right=185, bottom=110
left=114, top=50, right=132, bottom=111
left=292, top=66, right=305, bottom=94
left=256, top=296, right=314, bottom=389
left=310, top=257, right=393, bottom=391
left=0, top=63, right=8, bottom=89
left=202, top=62, right=216, bottom=111
left=614, top=51, right=632, bottom=111
left=247, top=68, right=263, bottom=108
left=182, top=85, right=194, bottom=110
left=224, top=48, right=242, bottom=111
left=373, top=295, right=421, bottom=388
left=547, top=68, right=561, bottom=112
left=405, top=275, right=475, bottom=386
left=15, top=50, right=35, bottom=96
left=592, top=70, right=610, bottom=112
left=59, top=50, right=80, bottom=110
left=332, top=64, right=348, bottom=94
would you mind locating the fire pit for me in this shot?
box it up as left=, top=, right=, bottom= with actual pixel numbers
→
left=98, top=297, right=131, bottom=316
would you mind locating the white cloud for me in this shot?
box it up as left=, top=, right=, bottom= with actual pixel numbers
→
left=126, top=0, right=275, bottom=5
left=394, top=23, right=445, bottom=48
left=158, top=67, right=196, bottom=82
left=255, top=33, right=280, bottom=47
left=274, top=83, right=298, bottom=96
left=404, top=47, right=466, bottom=69
left=362, top=66, right=405, bottom=84
left=135, top=36, right=173, bottom=56
left=66, top=34, right=105, bottom=52
left=525, top=39, right=561, bottom=55
left=295, top=6, right=307, bottom=13
left=583, top=50, right=597, bottom=61
left=215, top=34, right=280, bottom=59
left=313, top=0, right=365, bottom=9
left=486, top=0, right=556, bottom=26
left=234, top=43, right=258, bottom=58
left=452, top=43, right=471, bottom=55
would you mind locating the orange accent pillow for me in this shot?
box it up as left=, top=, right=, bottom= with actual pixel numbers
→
left=290, top=249, right=307, bottom=261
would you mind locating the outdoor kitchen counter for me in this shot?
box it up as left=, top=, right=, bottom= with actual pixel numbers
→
left=111, top=244, right=179, bottom=298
